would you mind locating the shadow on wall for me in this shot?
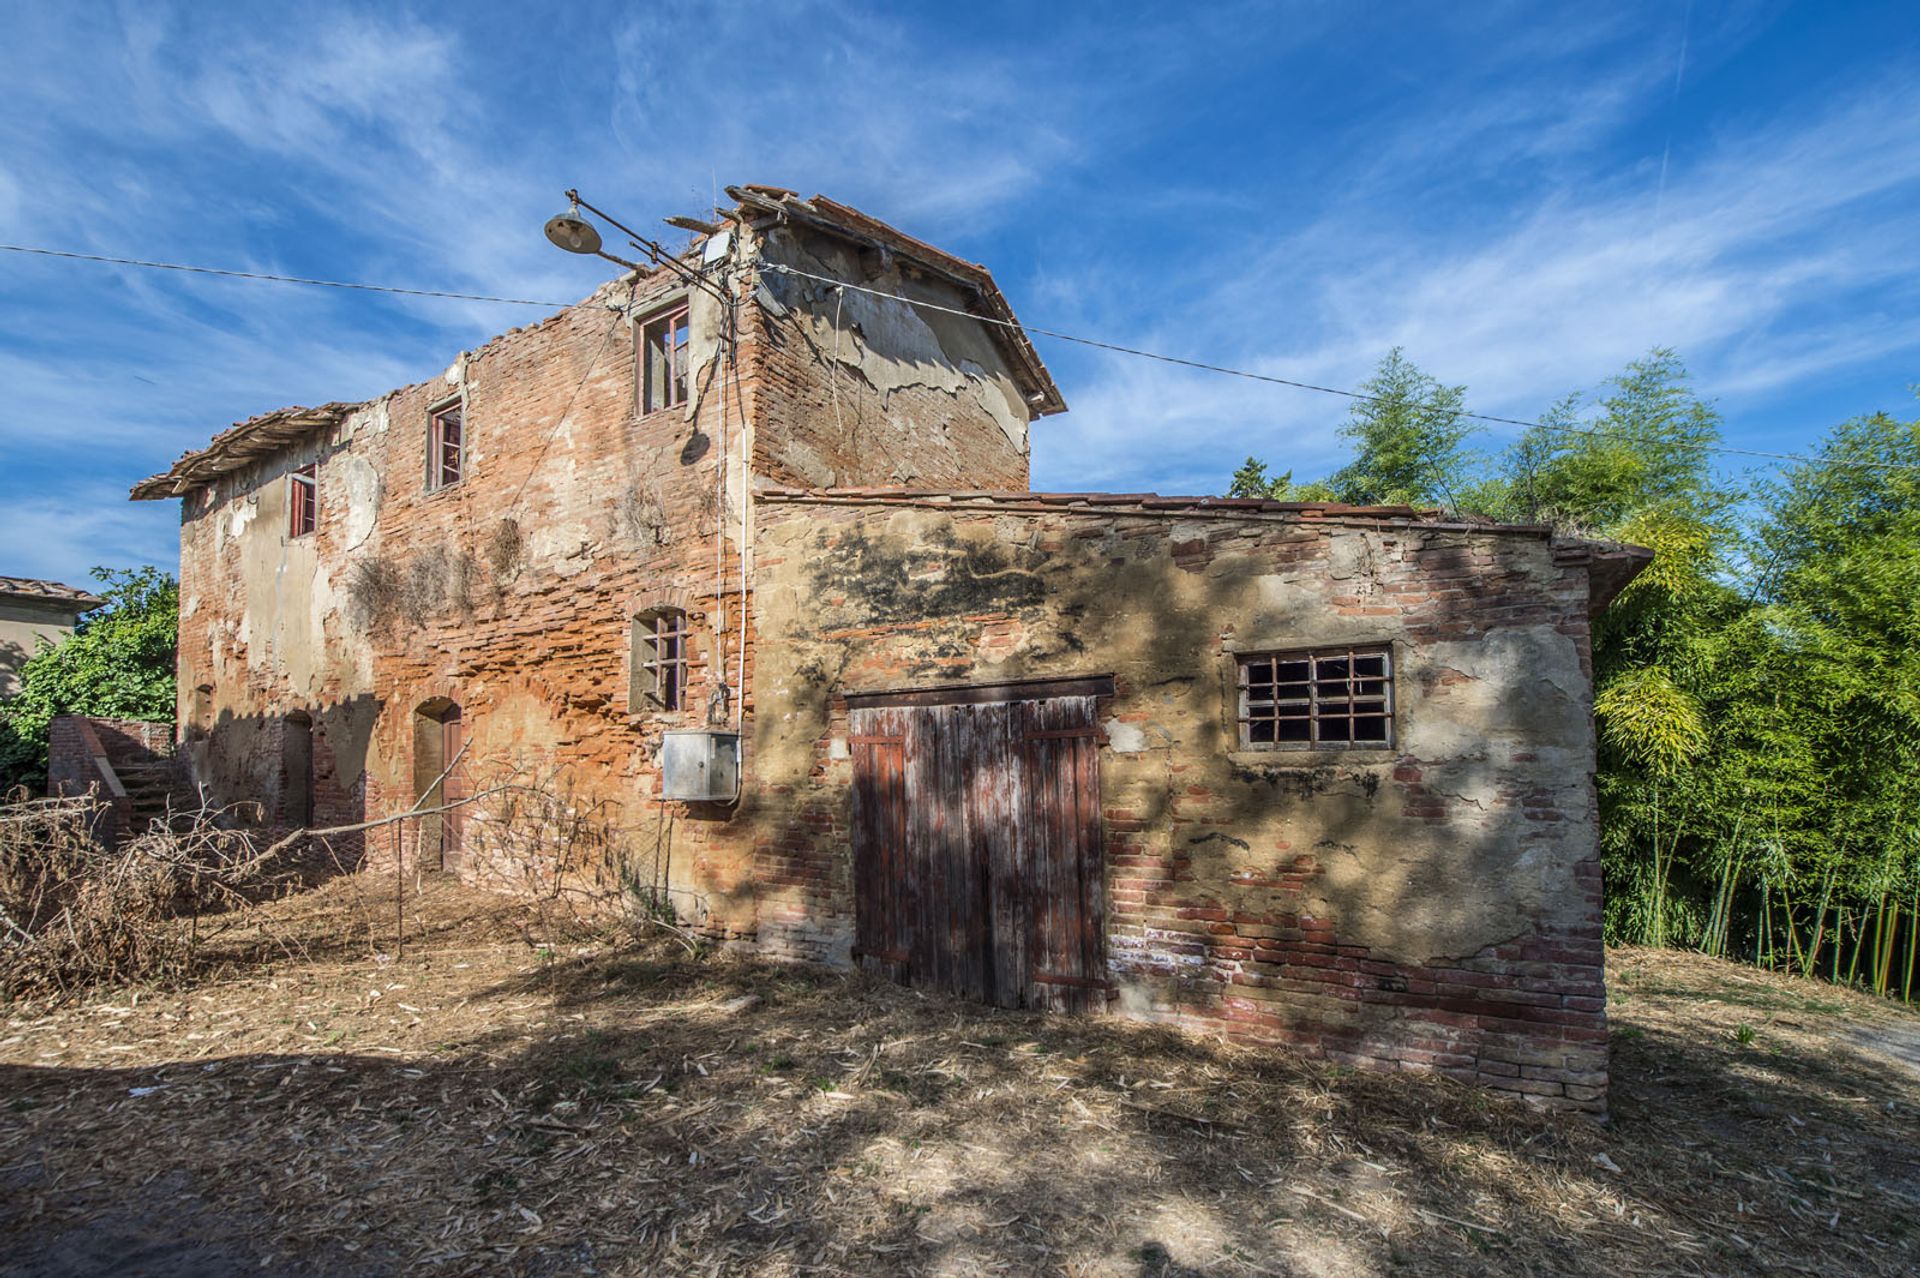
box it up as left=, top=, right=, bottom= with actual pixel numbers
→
left=182, top=695, right=381, bottom=875
left=0, top=635, right=28, bottom=696
left=750, top=511, right=1611, bottom=1105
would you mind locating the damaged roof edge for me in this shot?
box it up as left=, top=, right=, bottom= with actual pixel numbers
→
left=130, top=402, right=360, bottom=501
left=1569, top=541, right=1655, bottom=618
left=757, top=485, right=1525, bottom=528
left=729, top=186, right=1068, bottom=418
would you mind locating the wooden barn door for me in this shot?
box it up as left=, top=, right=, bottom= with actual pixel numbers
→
left=849, top=708, right=912, bottom=985
left=1018, top=696, right=1107, bottom=1011
left=849, top=678, right=1109, bottom=1012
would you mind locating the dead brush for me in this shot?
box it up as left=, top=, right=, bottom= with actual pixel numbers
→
left=344, top=554, right=403, bottom=634
left=0, top=792, right=312, bottom=1004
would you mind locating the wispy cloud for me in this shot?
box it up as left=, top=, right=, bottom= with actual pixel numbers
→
left=1036, top=79, right=1920, bottom=493
left=2, top=3, right=1917, bottom=582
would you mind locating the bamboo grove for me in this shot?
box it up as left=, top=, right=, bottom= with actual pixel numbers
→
left=1232, top=350, right=1920, bottom=1003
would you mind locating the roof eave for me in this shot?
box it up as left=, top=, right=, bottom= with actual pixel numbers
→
left=129, top=402, right=359, bottom=502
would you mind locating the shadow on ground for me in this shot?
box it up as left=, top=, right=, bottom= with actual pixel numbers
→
left=3, top=918, right=1917, bottom=1276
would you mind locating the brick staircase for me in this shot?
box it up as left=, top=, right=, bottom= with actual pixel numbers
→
left=113, top=757, right=199, bottom=838
left=46, top=716, right=195, bottom=846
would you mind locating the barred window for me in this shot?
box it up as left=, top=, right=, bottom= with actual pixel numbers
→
left=631, top=609, right=689, bottom=711
left=1237, top=647, right=1393, bottom=749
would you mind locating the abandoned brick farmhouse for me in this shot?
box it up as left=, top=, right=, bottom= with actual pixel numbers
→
left=130, top=185, right=1647, bottom=1112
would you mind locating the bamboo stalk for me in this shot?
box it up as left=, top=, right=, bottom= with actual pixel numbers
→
left=1875, top=899, right=1898, bottom=997
left=1872, top=892, right=1890, bottom=993
left=1803, top=865, right=1834, bottom=979
left=1896, top=882, right=1912, bottom=997
left=1760, top=878, right=1773, bottom=970
left=1781, top=893, right=1803, bottom=975
left=1847, top=900, right=1870, bottom=987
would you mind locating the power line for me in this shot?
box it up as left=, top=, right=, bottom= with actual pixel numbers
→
left=759, top=263, right=1920, bottom=476
left=4, top=240, right=1912, bottom=476
left=0, top=244, right=571, bottom=308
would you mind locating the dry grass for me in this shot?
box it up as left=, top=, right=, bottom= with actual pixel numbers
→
left=2, top=878, right=1916, bottom=1277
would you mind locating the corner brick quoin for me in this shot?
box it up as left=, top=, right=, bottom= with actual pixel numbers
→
left=130, top=186, right=1638, bottom=1116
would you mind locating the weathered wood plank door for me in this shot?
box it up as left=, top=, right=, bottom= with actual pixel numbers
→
left=849, top=708, right=911, bottom=986
left=849, top=679, right=1108, bottom=1012
left=1020, top=696, right=1107, bottom=1012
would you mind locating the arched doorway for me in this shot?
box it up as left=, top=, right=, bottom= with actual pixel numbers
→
left=412, top=699, right=467, bottom=873
left=282, top=710, right=313, bottom=828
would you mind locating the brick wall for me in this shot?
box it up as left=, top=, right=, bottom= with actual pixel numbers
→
left=45, top=715, right=178, bottom=847
left=747, top=495, right=1612, bottom=1113
left=168, top=216, right=1038, bottom=935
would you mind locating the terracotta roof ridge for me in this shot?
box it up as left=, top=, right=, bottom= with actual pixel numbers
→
left=0, top=575, right=105, bottom=606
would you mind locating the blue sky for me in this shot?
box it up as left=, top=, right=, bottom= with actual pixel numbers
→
left=3, top=1, right=1917, bottom=586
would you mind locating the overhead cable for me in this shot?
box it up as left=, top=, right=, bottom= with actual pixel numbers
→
left=758, top=263, right=1920, bottom=476
left=5, top=240, right=1912, bottom=475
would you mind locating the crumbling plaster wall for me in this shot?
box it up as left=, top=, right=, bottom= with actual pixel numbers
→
left=750, top=225, right=1034, bottom=491
left=743, top=498, right=1611, bottom=1110
left=174, top=264, right=752, bottom=902
left=171, top=224, right=1042, bottom=925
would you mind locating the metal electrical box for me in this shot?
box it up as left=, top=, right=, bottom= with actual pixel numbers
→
left=659, top=730, right=740, bottom=802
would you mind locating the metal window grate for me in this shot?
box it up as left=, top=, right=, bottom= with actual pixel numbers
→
left=428, top=402, right=464, bottom=490
left=639, top=303, right=691, bottom=415
left=1238, top=647, right=1393, bottom=749
left=288, top=465, right=317, bottom=538
left=632, top=610, right=689, bottom=711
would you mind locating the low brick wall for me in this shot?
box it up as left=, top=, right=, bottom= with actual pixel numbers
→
left=46, top=715, right=178, bottom=847
left=1110, top=886, right=1609, bottom=1110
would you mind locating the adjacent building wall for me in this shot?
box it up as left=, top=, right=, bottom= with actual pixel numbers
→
left=0, top=598, right=85, bottom=696
left=746, top=495, right=1611, bottom=1111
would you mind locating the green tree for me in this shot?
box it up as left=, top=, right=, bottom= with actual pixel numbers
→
left=1227, top=457, right=1336, bottom=501
left=1503, top=349, right=1727, bottom=531
left=0, top=566, right=178, bottom=792
left=1225, top=349, right=1472, bottom=508
left=1327, top=348, right=1472, bottom=508
left=1745, top=412, right=1920, bottom=987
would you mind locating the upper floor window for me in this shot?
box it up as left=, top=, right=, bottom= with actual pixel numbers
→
left=639, top=303, right=691, bottom=415
left=631, top=609, right=689, bottom=711
left=1237, top=647, right=1394, bottom=749
left=428, top=400, right=464, bottom=491
left=289, top=465, right=317, bottom=538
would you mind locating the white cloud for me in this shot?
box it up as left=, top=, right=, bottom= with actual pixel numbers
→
left=1039, top=83, right=1920, bottom=493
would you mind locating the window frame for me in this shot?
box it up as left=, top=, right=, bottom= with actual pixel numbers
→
left=288, top=464, right=318, bottom=538
left=630, top=609, right=690, bottom=712
left=1235, top=645, right=1395, bottom=751
left=426, top=397, right=465, bottom=492
left=637, top=301, right=692, bottom=416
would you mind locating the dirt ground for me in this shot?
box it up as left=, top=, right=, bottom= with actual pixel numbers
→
left=3, top=876, right=1917, bottom=1277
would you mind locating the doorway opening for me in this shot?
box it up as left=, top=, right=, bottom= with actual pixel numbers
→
left=412, top=699, right=467, bottom=873
left=282, top=710, right=313, bottom=828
